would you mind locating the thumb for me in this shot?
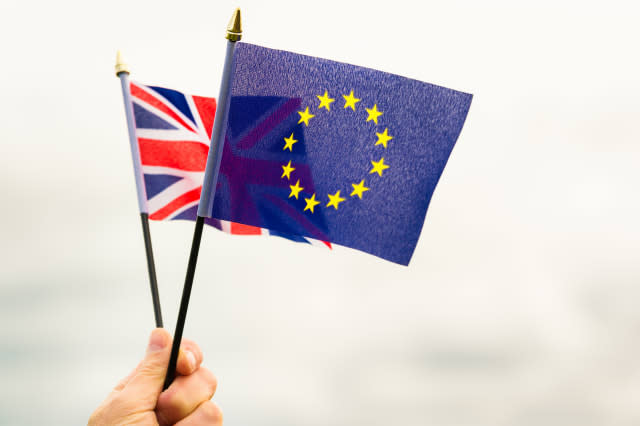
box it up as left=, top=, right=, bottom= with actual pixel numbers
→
left=121, top=328, right=172, bottom=405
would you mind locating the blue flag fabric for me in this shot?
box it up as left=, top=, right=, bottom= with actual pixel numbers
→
left=204, top=42, right=472, bottom=265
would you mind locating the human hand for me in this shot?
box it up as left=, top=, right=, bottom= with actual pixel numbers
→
left=89, top=328, right=222, bottom=425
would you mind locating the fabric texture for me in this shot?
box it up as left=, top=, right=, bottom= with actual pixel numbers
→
left=201, top=42, right=472, bottom=265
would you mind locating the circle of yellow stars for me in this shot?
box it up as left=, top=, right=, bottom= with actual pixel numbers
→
left=279, top=89, right=393, bottom=214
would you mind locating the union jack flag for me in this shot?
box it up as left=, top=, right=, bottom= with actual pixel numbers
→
left=128, top=81, right=330, bottom=247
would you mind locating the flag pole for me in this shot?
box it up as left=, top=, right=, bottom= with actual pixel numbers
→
left=163, top=8, right=242, bottom=390
left=116, top=52, right=164, bottom=328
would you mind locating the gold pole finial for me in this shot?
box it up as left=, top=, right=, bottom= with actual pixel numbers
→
left=115, top=50, right=130, bottom=76
left=226, top=8, right=242, bottom=41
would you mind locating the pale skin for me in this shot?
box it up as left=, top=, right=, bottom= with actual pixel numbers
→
left=89, top=329, right=222, bottom=426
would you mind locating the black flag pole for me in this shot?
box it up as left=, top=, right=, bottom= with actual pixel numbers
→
left=140, top=213, right=163, bottom=327
left=116, top=52, right=164, bottom=328
left=163, top=215, right=204, bottom=389
left=163, top=8, right=242, bottom=390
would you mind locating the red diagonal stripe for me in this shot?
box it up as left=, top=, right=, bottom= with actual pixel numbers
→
left=149, top=187, right=202, bottom=220
left=193, top=95, right=217, bottom=140
left=236, top=98, right=301, bottom=150
left=131, top=83, right=197, bottom=133
left=139, top=139, right=208, bottom=171
left=230, top=222, right=262, bottom=235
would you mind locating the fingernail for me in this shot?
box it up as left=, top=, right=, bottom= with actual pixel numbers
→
left=186, top=350, right=196, bottom=370
left=148, top=329, right=168, bottom=352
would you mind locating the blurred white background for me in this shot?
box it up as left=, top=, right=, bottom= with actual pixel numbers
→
left=1, top=0, right=639, bottom=424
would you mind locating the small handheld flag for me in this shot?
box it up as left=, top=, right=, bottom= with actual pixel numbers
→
left=199, top=43, right=472, bottom=265
left=115, top=51, right=163, bottom=328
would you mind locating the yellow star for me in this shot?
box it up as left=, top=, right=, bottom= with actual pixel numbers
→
left=283, top=133, right=298, bottom=151
left=366, top=104, right=383, bottom=124
left=304, top=193, right=320, bottom=213
left=317, top=90, right=335, bottom=111
left=375, top=128, right=393, bottom=148
left=326, top=190, right=346, bottom=210
left=289, top=179, right=303, bottom=199
left=342, top=90, right=361, bottom=111
left=369, top=157, right=389, bottom=176
left=281, top=160, right=295, bottom=180
left=350, top=179, right=370, bottom=199
left=297, top=107, right=315, bottom=126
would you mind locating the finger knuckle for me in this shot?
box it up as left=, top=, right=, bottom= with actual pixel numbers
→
left=136, top=359, right=163, bottom=377
left=158, top=387, right=187, bottom=412
left=182, top=340, right=203, bottom=362
left=199, top=367, right=218, bottom=394
left=200, top=401, right=223, bottom=424
left=181, top=338, right=195, bottom=347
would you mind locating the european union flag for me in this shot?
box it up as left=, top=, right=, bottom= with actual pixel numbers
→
left=204, top=42, right=472, bottom=265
